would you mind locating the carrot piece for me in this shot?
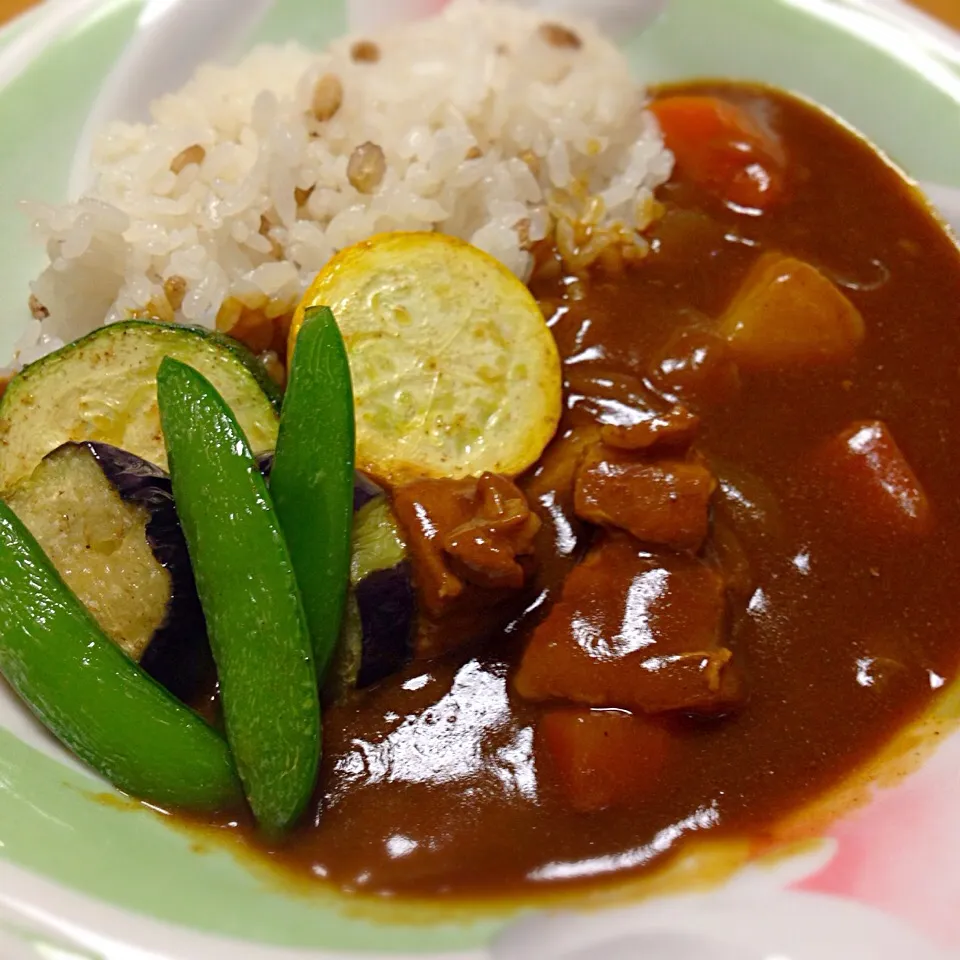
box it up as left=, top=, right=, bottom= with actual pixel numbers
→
left=650, top=95, right=786, bottom=210
left=537, top=708, right=672, bottom=813
left=817, top=421, right=932, bottom=536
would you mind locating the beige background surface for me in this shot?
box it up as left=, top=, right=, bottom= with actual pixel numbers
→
left=1, top=0, right=959, bottom=28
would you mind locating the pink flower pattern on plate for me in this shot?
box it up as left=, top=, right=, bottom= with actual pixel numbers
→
left=795, top=731, right=960, bottom=949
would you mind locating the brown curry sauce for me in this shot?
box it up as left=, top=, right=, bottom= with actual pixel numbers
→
left=196, top=82, right=960, bottom=899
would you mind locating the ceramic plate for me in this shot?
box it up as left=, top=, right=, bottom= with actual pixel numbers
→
left=0, top=1, right=959, bottom=957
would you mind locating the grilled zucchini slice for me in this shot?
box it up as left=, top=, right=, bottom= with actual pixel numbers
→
left=0, top=320, right=280, bottom=491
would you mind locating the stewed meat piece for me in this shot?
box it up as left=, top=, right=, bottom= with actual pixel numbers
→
left=574, top=445, right=717, bottom=551
left=514, top=536, right=740, bottom=714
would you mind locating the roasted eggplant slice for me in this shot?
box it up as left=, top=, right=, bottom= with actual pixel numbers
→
left=261, top=457, right=413, bottom=692
left=353, top=472, right=383, bottom=513
left=5, top=441, right=416, bottom=705
left=4, top=441, right=211, bottom=701
left=326, top=496, right=415, bottom=696
left=352, top=496, right=414, bottom=687
left=354, top=562, right=416, bottom=687
left=260, top=455, right=381, bottom=515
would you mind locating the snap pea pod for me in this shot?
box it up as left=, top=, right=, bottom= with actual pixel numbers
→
left=271, top=306, right=356, bottom=677
left=157, top=358, right=319, bottom=834
left=0, top=500, right=240, bottom=810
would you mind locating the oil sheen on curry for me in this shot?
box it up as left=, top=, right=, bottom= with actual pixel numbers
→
left=192, top=82, right=960, bottom=895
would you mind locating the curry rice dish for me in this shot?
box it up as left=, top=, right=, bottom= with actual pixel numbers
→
left=1, top=1, right=958, bottom=905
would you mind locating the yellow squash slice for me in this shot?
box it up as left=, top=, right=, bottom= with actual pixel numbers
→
left=289, top=232, right=562, bottom=486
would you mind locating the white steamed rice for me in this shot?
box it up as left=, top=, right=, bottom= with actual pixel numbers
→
left=17, top=0, right=673, bottom=368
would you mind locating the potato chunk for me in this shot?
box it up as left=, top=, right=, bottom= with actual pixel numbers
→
left=720, top=253, right=865, bottom=369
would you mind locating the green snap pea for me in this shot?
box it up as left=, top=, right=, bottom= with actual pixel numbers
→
left=0, top=500, right=241, bottom=810
left=157, top=358, right=319, bottom=834
left=271, top=306, right=355, bottom=678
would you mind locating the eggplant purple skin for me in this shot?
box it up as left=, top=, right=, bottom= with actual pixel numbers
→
left=354, top=560, right=415, bottom=688
left=81, top=442, right=214, bottom=703
left=352, top=472, right=382, bottom=513
left=46, top=446, right=407, bottom=701
left=261, top=456, right=410, bottom=687
left=256, top=452, right=275, bottom=477
left=259, top=454, right=381, bottom=514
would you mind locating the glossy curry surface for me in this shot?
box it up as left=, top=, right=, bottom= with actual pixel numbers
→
left=202, top=83, right=960, bottom=898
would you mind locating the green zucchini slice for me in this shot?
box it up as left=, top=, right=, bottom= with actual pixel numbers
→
left=0, top=320, right=280, bottom=491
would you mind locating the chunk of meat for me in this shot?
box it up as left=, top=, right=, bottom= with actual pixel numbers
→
left=649, top=327, right=741, bottom=407
left=393, top=478, right=475, bottom=618
left=574, top=447, right=717, bottom=551
left=816, top=420, right=932, bottom=536
left=649, top=95, right=786, bottom=211
left=600, top=406, right=700, bottom=452
left=442, top=474, right=542, bottom=590
left=514, top=537, right=740, bottom=714
left=392, top=474, right=540, bottom=657
left=720, top=253, right=865, bottom=370
left=523, top=426, right=601, bottom=503
left=537, top=708, right=672, bottom=813
left=564, top=366, right=662, bottom=431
